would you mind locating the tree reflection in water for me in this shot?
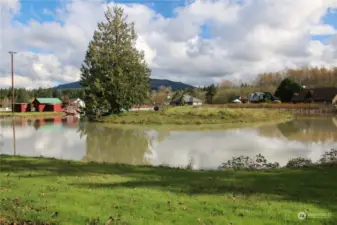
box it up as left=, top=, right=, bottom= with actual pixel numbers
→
left=78, top=123, right=170, bottom=165
left=277, top=117, right=337, bottom=142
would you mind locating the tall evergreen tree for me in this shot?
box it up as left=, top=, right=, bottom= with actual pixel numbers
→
left=80, top=5, right=150, bottom=119
left=205, top=84, right=217, bottom=104
left=274, top=78, right=303, bottom=102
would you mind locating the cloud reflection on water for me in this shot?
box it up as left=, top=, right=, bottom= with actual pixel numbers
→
left=145, top=128, right=337, bottom=170
left=1, top=117, right=337, bottom=170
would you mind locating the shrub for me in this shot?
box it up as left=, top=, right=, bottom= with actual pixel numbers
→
left=218, top=154, right=279, bottom=170
left=286, top=158, right=313, bottom=168
left=319, top=149, right=337, bottom=165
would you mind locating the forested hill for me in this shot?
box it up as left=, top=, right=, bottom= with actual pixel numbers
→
left=55, top=79, right=194, bottom=91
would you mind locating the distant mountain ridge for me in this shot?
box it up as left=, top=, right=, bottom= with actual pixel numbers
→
left=55, top=79, right=194, bottom=91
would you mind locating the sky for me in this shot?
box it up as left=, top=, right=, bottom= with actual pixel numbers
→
left=0, top=0, right=337, bottom=89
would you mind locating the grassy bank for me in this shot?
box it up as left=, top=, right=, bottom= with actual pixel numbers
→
left=100, top=106, right=292, bottom=125
left=204, top=103, right=333, bottom=109
left=0, top=112, right=65, bottom=119
left=102, top=119, right=290, bottom=131
left=0, top=155, right=336, bottom=224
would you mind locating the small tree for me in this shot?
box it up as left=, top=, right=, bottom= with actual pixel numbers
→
left=274, top=78, right=303, bottom=102
left=2, top=97, right=9, bottom=108
left=179, top=95, right=185, bottom=106
left=171, top=91, right=182, bottom=101
left=205, top=84, right=217, bottom=104
left=80, top=5, right=150, bottom=120
left=184, top=87, right=197, bottom=97
left=62, top=95, right=70, bottom=107
left=150, top=89, right=166, bottom=105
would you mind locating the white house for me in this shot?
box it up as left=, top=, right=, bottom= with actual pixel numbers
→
left=70, top=98, right=85, bottom=108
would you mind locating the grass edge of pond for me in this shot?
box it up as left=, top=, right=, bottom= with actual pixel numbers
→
left=0, top=154, right=336, bottom=225
left=97, top=107, right=293, bottom=126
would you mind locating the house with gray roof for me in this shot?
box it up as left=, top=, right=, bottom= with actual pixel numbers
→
left=170, top=94, right=203, bottom=106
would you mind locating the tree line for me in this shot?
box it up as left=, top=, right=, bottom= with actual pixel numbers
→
left=150, top=66, right=337, bottom=105
left=0, top=88, right=84, bottom=107
left=1, top=65, right=333, bottom=108
left=210, top=66, right=337, bottom=104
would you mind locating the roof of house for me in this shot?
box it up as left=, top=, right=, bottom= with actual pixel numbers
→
left=35, top=98, right=62, bottom=104
left=171, top=94, right=202, bottom=103
left=291, top=87, right=337, bottom=102
left=70, top=98, right=83, bottom=102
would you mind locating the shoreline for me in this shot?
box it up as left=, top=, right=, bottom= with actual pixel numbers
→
left=97, top=107, right=293, bottom=125
left=204, top=104, right=337, bottom=115
left=100, top=118, right=292, bottom=131
left=0, top=112, right=65, bottom=119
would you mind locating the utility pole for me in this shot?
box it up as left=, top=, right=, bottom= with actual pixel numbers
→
left=8, top=51, right=17, bottom=114
left=8, top=51, right=17, bottom=156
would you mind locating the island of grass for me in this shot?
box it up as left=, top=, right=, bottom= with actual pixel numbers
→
left=0, top=112, right=65, bottom=119
left=99, top=106, right=293, bottom=125
left=1, top=155, right=336, bottom=225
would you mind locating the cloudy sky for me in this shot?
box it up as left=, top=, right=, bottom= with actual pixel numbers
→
left=1, top=0, right=337, bottom=88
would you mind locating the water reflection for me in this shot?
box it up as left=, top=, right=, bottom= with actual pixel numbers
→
left=260, top=116, right=337, bottom=142
left=0, top=116, right=85, bottom=160
left=1, top=116, right=337, bottom=170
left=79, top=123, right=160, bottom=165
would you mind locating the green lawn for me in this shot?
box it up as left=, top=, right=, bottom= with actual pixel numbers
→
left=100, top=106, right=292, bottom=125
left=1, top=155, right=336, bottom=225
left=0, top=112, right=64, bottom=119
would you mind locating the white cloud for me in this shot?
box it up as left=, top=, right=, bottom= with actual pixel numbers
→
left=310, top=24, right=337, bottom=35
left=1, top=122, right=86, bottom=160
left=0, top=0, right=337, bottom=88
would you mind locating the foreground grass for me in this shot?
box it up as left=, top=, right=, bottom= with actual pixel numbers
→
left=100, top=106, right=292, bottom=125
left=0, top=112, right=65, bottom=119
left=1, top=155, right=336, bottom=225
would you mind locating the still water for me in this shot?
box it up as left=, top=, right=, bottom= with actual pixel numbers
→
left=1, top=116, right=337, bottom=170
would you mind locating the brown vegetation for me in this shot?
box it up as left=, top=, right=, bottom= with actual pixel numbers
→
left=202, top=103, right=332, bottom=109
left=150, top=85, right=172, bottom=105
left=255, top=67, right=337, bottom=87
left=207, top=66, right=337, bottom=104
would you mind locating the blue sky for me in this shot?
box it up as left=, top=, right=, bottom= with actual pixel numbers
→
left=14, top=0, right=337, bottom=43
left=15, top=0, right=186, bottom=22
left=312, top=11, right=337, bottom=42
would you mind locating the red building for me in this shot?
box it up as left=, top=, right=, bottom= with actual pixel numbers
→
left=32, top=98, right=62, bottom=112
left=14, top=103, right=30, bottom=112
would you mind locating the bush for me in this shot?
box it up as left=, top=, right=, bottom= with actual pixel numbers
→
left=319, top=149, right=337, bottom=165
left=286, top=158, right=313, bottom=168
left=218, top=154, right=280, bottom=170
